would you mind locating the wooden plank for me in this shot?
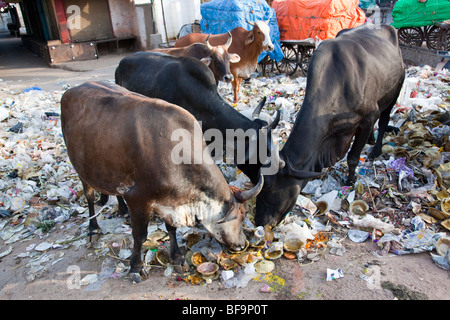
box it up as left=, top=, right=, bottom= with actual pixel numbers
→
left=48, top=42, right=96, bottom=64
left=53, top=0, right=71, bottom=43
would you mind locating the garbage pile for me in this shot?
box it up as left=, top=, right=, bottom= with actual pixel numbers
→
left=0, top=64, right=449, bottom=290
left=223, top=64, right=450, bottom=273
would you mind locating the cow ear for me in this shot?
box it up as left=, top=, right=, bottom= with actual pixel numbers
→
left=217, top=204, right=240, bottom=224
left=230, top=53, right=241, bottom=63
left=201, top=57, right=212, bottom=66
left=245, top=32, right=254, bottom=45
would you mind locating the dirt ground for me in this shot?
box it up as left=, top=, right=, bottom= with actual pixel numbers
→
left=0, top=211, right=449, bottom=301
left=0, top=34, right=449, bottom=302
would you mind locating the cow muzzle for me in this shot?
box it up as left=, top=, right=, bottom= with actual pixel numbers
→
left=223, top=74, right=234, bottom=83
left=231, top=243, right=246, bottom=252
left=229, top=236, right=247, bottom=252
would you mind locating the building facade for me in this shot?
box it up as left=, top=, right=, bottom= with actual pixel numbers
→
left=3, top=0, right=201, bottom=64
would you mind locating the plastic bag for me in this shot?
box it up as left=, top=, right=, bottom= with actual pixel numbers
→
left=223, top=263, right=256, bottom=288
left=352, top=214, right=400, bottom=235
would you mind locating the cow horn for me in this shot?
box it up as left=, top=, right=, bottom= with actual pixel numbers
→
left=224, top=31, right=232, bottom=49
left=264, top=19, right=270, bottom=25
left=235, top=174, right=264, bottom=203
left=247, top=20, right=255, bottom=26
left=205, top=34, right=213, bottom=51
left=263, top=109, right=281, bottom=130
left=252, top=97, right=267, bottom=119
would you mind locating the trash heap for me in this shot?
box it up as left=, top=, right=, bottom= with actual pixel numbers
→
left=221, top=64, right=450, bottom=275
left=0, top=64, right=449, bottom=290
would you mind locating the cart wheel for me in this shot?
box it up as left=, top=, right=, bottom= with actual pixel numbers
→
left=398, top=27, right=424, bottom=47
left=426, top=26, right=450, bottom=51
left=276, top=44, right=298, bottom=76
left=300, top=47, right=314, bottom=77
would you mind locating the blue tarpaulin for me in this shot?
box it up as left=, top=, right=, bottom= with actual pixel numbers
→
left=200, top=0, right=284, bottom=63
left=359, top=0, right=376, bottom=9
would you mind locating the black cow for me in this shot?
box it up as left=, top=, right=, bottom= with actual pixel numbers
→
left=115, top=52, right=283, bottom=184
left=255, top=24, right=405, bottom=226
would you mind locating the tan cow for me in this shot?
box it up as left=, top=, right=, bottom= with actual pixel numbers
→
left=175, top=21, right=274, bottom=103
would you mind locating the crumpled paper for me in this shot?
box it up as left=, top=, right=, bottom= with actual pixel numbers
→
left=430, top=250, right=450, bottom=270
left=376, top=228, right=446, bottom=255
left=326, top=268, right=344, bottom=281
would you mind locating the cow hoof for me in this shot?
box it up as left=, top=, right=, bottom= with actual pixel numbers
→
left=118, top=205, right=129, bottom=217
left=129, top=267, right=149, bottom=283
left=171, top=253, right=188, bottom=273
left=368, top=148, right=381, bottom=160
left=88, top=229, right=101, bottom=242
left=130, top=272, right=142, bottom=283
left=345, top=176, right=355, bottom=186
left=140, top=267, right=149, bottom=279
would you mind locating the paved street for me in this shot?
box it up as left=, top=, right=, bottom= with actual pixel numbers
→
left=0, top=32, right=127, bottom=91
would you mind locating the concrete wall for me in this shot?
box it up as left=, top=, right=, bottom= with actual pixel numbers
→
left=108, top=0, right=135, bottom=38
left=108, top=0, right=155, bottom=50
left=153, top=0, right=201, bottom=43
left=104, top=0, right=202, bottom=49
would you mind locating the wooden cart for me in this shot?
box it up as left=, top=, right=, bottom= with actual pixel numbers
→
left=398, top=21, right=450, bottom=51
left=274, top=40, right=316, bottom=76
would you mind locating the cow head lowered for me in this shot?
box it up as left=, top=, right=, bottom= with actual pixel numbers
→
left=255, top=154, right=324, bottom=226
left=209, top=175, right=264, bottom=250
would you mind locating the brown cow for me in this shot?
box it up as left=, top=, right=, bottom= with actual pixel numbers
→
left=151, top=32, right=240, bottom=84
left=175, top=21, right=274, bottom=103
left=60, top=81, right=264, bottom=282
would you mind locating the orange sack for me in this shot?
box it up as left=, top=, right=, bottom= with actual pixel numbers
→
left=272, top=0, right=366, bottom=41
